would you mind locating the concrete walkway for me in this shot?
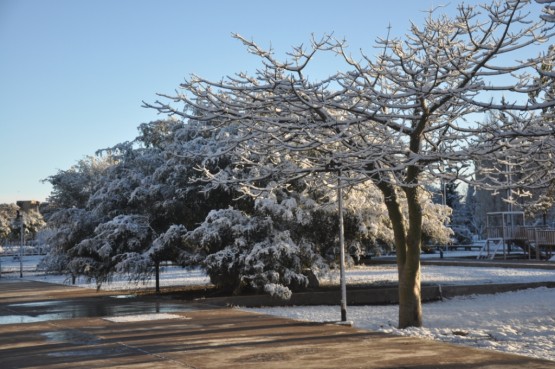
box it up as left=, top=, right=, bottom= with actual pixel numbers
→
left=0, top=279, right=553, bottom=369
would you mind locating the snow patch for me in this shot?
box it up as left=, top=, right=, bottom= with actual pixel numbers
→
left=104, top=313, right=188, bottom=322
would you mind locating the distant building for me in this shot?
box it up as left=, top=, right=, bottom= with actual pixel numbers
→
left=16, top=200, right=41, bottom=213
left=473, top=157, right=555, bottom=229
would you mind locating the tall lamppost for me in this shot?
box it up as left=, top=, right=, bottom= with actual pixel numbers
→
left=326, top=160, right=347, bottom=322
left=337, top=169, right=347, bottom=322
left=15, top=211, right=24, bottom=278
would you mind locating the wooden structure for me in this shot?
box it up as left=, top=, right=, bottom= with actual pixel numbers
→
left=477, top=211, right=555, bottom=260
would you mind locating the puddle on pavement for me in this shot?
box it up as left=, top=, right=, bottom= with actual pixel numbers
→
left=0, top=297, right=194, bottom=325
left=9, top=300, right=62, bottom=307
left=42, top=327, right=142, bottom=359
left=0, top=315, right=41, bottom=324
left=48, top=348, right=114, bottom=358
left=41, top=329, right=101, bottom=344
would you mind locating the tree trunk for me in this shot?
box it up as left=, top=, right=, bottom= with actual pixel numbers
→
left=155, top=260, right=160, bottom=294
left=399, top=186, right=423, bottom=328
left=397, top=248, right=422, bottom=328
left=378, top=182, right=423, bottom=328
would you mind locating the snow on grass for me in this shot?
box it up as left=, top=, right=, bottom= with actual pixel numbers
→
left=25, top=266, right=212, bottom=291
left=0, top=256, right=211, bottom=290
left=322, top=264, right=555, bottom=286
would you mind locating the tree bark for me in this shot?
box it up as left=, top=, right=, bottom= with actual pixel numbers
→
left=398, top=260, right=422, bottom=328
left=377, top=181, right=423, bottom=328
left=398, top=186, right=423, bottom=328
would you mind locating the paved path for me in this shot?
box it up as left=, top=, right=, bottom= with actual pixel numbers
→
left=0, top=279, right=553, bottom=369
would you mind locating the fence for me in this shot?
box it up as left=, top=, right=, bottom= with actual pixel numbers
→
left=486, top=226, right=528, bottom=240
left=0, top=242, right=47, bottom=257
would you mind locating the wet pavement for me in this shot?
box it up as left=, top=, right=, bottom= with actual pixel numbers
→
left=1, top=278, right=554, bottom=368
left=0, top=279, right=201, bottom=325
left=1, top=294, right=197, bottom=325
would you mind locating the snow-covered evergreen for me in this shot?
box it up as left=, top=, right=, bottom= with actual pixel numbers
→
left=0, top=203, right=20, bottom=240
left=41, top=117, right=451, bottom=296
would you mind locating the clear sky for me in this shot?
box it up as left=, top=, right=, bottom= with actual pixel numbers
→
left=0, top=0, right=546, bottom=204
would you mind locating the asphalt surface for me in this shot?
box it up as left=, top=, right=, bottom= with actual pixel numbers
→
left=0, top=278, right=554, bottom=369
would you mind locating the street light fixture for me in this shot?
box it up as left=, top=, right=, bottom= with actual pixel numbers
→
left=337, top=170, right=347, bottom=322
left=15, top=211, right=24, bottom=278
left=327, top=160, right=348, bottom=322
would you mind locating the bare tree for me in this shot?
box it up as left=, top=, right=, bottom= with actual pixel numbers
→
left=147, top=0, right=554, bottom=328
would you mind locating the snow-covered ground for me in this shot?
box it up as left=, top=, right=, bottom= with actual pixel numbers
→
left=322, top=264, right=555, bottom=286
left=1, top=254, right=555, bottom=362
left=0, top=255, right=212, bottom=289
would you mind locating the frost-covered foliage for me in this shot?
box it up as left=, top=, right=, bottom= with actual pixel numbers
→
left=68, top=214, right=153, bottom=286
left=341, top=183, right=452, bottom=253
left=150, top=224, right=190, bottom=262
left=186, top=180, right=450, bottom=298
left=41, top=119, right=247, bottom=286
left=41, top=120, right=452, bottom=297
left=189, top=204, right=326, bottom=299
left=46, top=112, right=453, bottom=296
left=39, top=208, right=100, bottom=273
left=44, top=156, right=113, bottom=210
left=19, top=207, right=46, bottom=238
left=512, top=43, right=555, bottom=215
left=0, top=203, right=46, bottom=242
left=419, top=190, right=453, bottom=246
left=41, top=155, right=115, bottom=274
left=0, top=203, right=19, bottom=240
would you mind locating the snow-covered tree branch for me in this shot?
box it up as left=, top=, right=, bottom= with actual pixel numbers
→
left=146, top=0, right=554, bottom=328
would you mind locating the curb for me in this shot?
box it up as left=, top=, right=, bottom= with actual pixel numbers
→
left=198, top=281, right=555, bottom=307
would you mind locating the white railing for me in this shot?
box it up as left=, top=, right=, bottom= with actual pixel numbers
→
left=0, top=243, right=48, bottom=256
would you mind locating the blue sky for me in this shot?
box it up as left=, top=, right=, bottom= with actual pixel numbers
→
left=0, top=0, right=546, bottom=204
